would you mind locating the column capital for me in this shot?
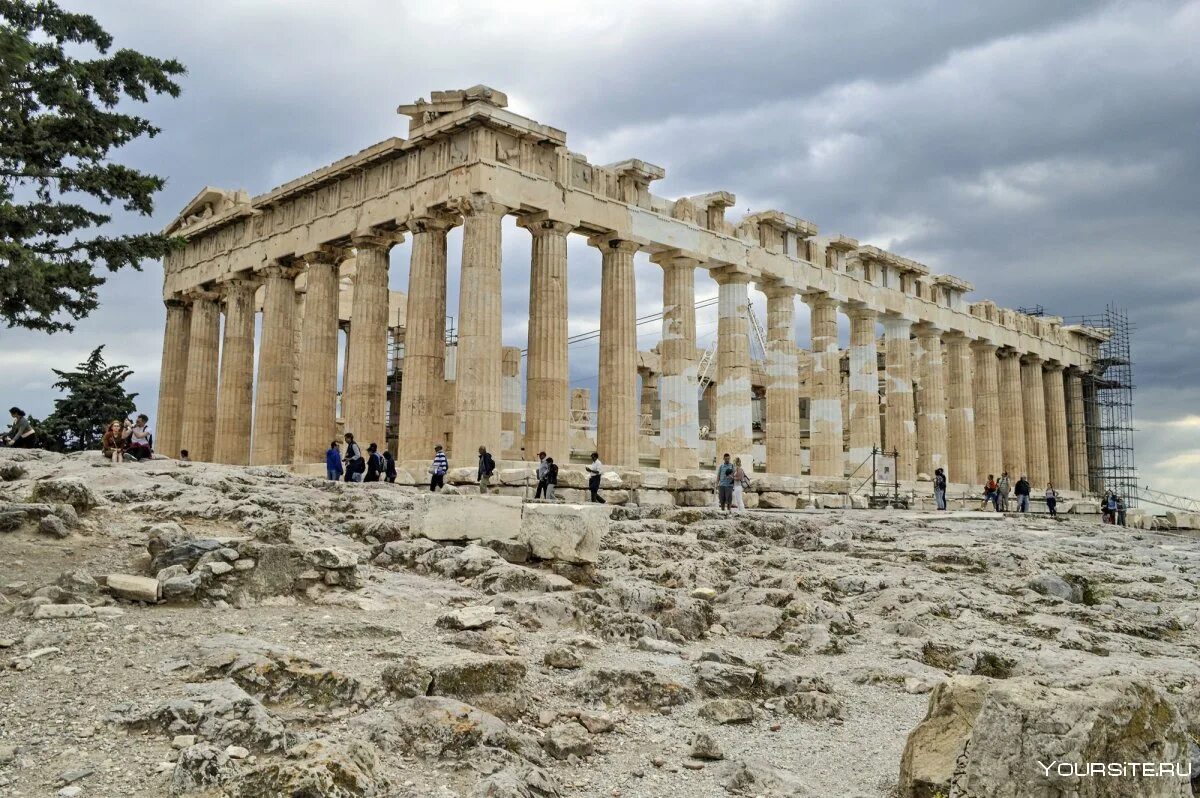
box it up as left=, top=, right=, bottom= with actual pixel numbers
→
left=760, top=282, right=799, bottom=300
left=970, top=339, right=999, bottom=354
left=1043, top=360, right=1066, bottom=373
left=649, top=248, right=700, bottom=268
left=406, top=211, right=460, bottom=235
left=587, top=234, right=640, bottom=253
left=516, top=212, right=573, bottom=236
left=1020, top=352, right=1043, bottom=366
left=260, top=261, right=303, bottom=281
left=914, top=322, right=945, bottom=339
left=451, top=192, right=510, bottom=218
left=711, top=267, right=753, bottom=285
left=842, top=301, right=878, bottom=321
left=183, top=287, right=222, bottom=304
left=216, top=273, right=259, bottom=299
left=351, top=229, right=404, bottom=251
left=802, top=291, right=838, bottom=311
left=881, top=314, right=914, bottom=334
left=997, top=345, right=1021, bottom=359
left=163, top=297, right=190, bottom=310
left=300, top=245, right=350, bottom=266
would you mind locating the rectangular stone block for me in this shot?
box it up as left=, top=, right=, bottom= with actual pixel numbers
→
left=640, top=469, right=669, bottom=490
left=758, top=492, right=796, bottom=510
left=637, top=489, right=675, bottom=506
left=410, top=494, right=523, bottom=543
left=498, top=468, right=536, bottom=486
left=519, top=503, right=609, bottom=564
left=107, top=573, right=161, bottom=603
left=681, top=490, right=714, bottom=507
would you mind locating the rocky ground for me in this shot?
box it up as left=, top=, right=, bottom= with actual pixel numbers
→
left=1, top=448, right=1198, bottom=798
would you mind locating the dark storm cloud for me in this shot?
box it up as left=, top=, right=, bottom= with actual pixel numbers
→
left=5, top=0, right=1197, bottom=492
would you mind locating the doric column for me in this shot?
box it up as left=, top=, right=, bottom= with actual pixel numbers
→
left=654, top=252, right=700, bottom=471
left=344, top=232, right=397, bottom=450
left=1082, top=377, right=1103, bottom=492
left=293, top=249, right=343, bottom=464
left=452, top=195, right=508, bottom=461
left=1043, top=361, right=1070, bottom=490
left=520, top=216, right=572, bottom=462
left=251, top=264, right=298, bottom=465
left=944, top=332, right=976, bottom=484
left=155, top=299, right=191, bottom=459
left=764, top=285, right=801, bottom=475
left=397, top=214, right=455, bottom=460
left=997, top=348, right=1026, bottom=478
left=714, top=270, right=754, bottom=468
left=914, top=325, right=948, bottom=478
left=805, top=293, right=843, bottom=477
left=502, top=346, right=522, bottom=456
left=213, top=278, right=257, bottom=464
left=1021, top=354, right=1050, bottom=486
left=179, top=291, right=221, bottom=462
left=1066, top=368, right=1090, bottom=492
left=847, top=306, right=880, bottom=470
left=971, top=341, right=1002, bottom=482
left=883, top=316, right=916, bottom=481
left=594, top=236, right=640, bottom=467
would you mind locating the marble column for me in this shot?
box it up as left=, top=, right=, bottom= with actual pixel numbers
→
left=397, top=214, right=454, bottom=460
left=847, top=307, right=881, bottom=470
left=805, top=294, right=843, bottom=477
left=293, top=250, right=342, bottom=464
left=155, top=299, right=191, bottom=459
left=251, top=264, right=297, bottom=465
left=452, top=195, right=507, bottom=462
left=501, top=346, right=522, bottom=456
left=179, top=291, right=221, bottom=462
left=1021, top=355, right=1050, bottom=486
left=655, top=252, right=700, bottom=471
left=1082, top=377, right=1103, bottom=493
left=944, top=332, right=976, bottom=485
left=914, top=325, right=948, bottom=478
left=764, top=285, right=801, bottom=475
left=213, top=278, right=257, bottom=464
left=997, top=349, right=1026, bottom=479
left=971, top=341, right=1002, bottom=482
left=1066, top=368, right=1090, bottom=492
left=595, top=237, right=640, bottom=467
left=1043, top=362, right=1070, bottom=490
left=345, top=232, right=397, bottom=450
left=714, top=271, right=754, bottom=468
left=521, top=217, right=573, bottom=462
left=883, top=316, right=916, bottom=481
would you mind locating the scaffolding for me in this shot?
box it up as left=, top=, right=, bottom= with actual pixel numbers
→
left=1067, top=306, right=1137, bottom=506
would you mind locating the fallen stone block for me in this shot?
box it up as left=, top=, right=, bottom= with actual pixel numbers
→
left=107, top=573, right=161, bottom=603
left=409, top=494, right=523, bottom=544
left=519, top=503, right=608, bottom=564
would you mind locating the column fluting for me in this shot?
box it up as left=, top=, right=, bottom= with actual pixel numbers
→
left=805, top=294, right=843, bottom=477
left=1043, top=361, right=1070, bottom=490
left=213, top=278, right=257, bottom=464
left=765, top=285, right=801, bottom=475
left=914, top=325, right=948, bottom=478
left=251, top=264, right=297, bottom=465
left=1066, top=368, right=1090, bottom=492
left=971, top=341, right=1002, bottom=482
left=595, top=237, right=640, bottom=467
left=179, top=292, right=221, bottom=462
left=521, top=217, right=573, bottom=463
left=293, top=251, right=342, bottom=464
left=714, top=271, right=754, bottom=468
left=883, top=316, right=916, bottom=481
left=656, top=253, right=700, bottom=471
left=155, top=299, right=191, bottom=459
left=1021, top=355, right=1050, bottom=486
left=345, top=232, right=398, bottom=451
left=944, top=332, right=976, bottom=485
left=997, top=349, right=1027, bottom=479
left=847, top=307, right=881, bottom=470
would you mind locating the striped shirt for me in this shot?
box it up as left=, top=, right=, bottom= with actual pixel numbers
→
left=432, top=452, right=449, bottom=474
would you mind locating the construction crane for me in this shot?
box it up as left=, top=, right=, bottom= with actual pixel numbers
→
left=698, top=302, right=768, bottom=396
left=1138, top=486, right=1200, bottom=513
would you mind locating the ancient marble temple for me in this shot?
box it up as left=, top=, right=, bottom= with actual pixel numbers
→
left=157, top=86, right=1104, bottom=493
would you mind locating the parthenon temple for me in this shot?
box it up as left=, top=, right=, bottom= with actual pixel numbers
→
left=157, top=86, right=1108, bottom=503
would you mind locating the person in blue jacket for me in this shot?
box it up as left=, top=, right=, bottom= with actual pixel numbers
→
left=325, top=441, right=343, bottom=481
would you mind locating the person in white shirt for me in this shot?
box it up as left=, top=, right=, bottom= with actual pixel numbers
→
left=586, top=452, right=606, bottom=503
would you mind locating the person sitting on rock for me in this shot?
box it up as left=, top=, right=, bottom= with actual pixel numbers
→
left=125, top=414, right=153, bottom=460
left=2, top=407, right=36, bottom=448
left=101, top=419, right=126, bottom=464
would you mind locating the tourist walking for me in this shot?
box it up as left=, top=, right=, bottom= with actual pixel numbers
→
left=586, top=452, right=605, bottom=503
left=732, top=457, right=748, bottom=511
left=477, top=446, right=496, bottom=494
left=1103, top=491, right=1117, bottom=524
left=544, top=456, right=559, bottom=501
left=1045, top=483, right=1058, bottom=516
left=934, top=468, right=948, bottom=510
left=344, top=434, right=364, bottom=483
left=1, top=408, right=36, bottom=448
left=997, top=472, right=1011, bottom=512
left=429, top=445, right=449, bottom=491
left=1116, top=495, right=1126, bottom=526
left=534, top=451, right=549, bottom=499
left=364, top=443, right=383, bottom=482
left=716, top=453, right=735, bottom=512
left=383, top=450, right=397, bottom=483
left=102, top=420, right=125, bottom=464
left=981, top=475, right=999, bottom=511
left=1014, top=475, right=1031, bottom=513
left=325, top=441, right=342, bottom=481
left=125, top=414, right=153, bottom=460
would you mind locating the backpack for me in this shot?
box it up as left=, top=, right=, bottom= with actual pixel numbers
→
left=547, top=463, right=559, bottom=484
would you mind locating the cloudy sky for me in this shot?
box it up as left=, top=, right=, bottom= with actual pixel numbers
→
left=6, top=0, right=1199, bottom=497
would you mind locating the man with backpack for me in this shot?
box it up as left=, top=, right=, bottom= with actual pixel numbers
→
left=933, top=467, right=948, bottom=510
left=543, top=456, right=559, bottom=501
left=429, top=444, right=449, bottom=492
left=477, top=445, right=496, bottom=494
left=364, top=443, right=384, bottom=482
left=534, top=451, right=549, bottom=499
left=343, top=434, right=364, bottom=483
